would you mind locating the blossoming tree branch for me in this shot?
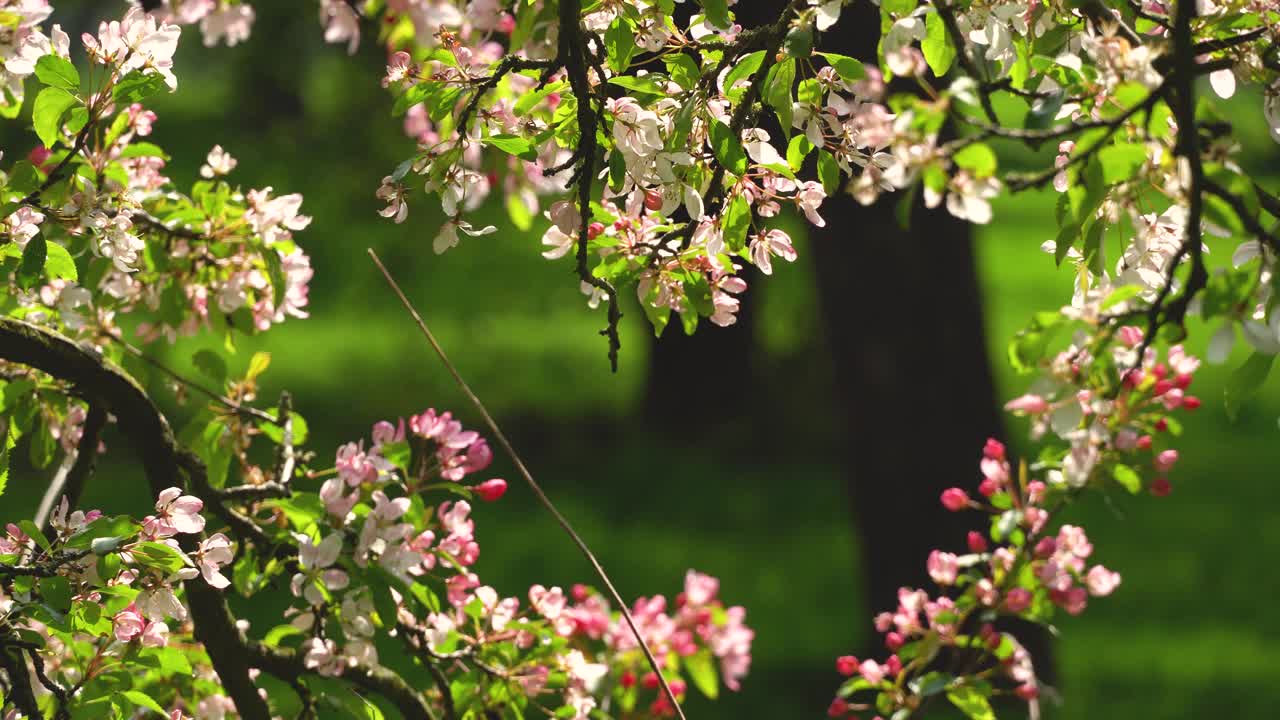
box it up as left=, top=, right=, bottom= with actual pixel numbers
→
left=0, top=0, right=1277, bottom=719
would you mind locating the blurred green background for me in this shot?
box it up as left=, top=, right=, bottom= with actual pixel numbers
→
left=6, top=3, right=1280, bottom=718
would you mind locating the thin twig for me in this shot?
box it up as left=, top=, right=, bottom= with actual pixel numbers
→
left=367, top=248, right=689, bottom=720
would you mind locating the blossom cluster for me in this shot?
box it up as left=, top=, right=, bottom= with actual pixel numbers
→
left=250, top=409, right=754, bottom=719
left=0, top=488, right=240, bottom=717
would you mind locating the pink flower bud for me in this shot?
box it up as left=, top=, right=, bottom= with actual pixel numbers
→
left=1004, top=588, right=1032, bottom=613
left=587, top=222, right=605, bottom=239
left=1136, top=434, right=1153, bottom=450
left=1152, top=363, right=1168, bottom=379
left=1174, top=373, right=1193, bottom=389
left=1153, top=450, right=1178, bottom=473
left=978, top=478, right=999, bottom=497
left=859, top=659, right=885, bottom=684
left=620, top=671, right=636, bottom=688
left=983, top=438, right=1006, bottom=460
left=643, top=190, right=663, bottom=211
left=474, top=478, right=508, bottom=502
left=571, top=584, right=589, bottom=602
left=836, top=655, right=859, bottom=676
left=940, top=488, right=970, bottom=512
left=1004, top=394, right=1049, bottom=414
left=966, top=531, right=988, bottom=553
left=1016, top=684, right=1040, bottom=701
left=1182, top=395, right=1201, bottom=410
left=1154, top=418, right=1169, bottom=432
left=827, top=698, right=849, bottom=718
left=1150, top=477, right=1171, bottom=496
left=884, top=632, right=904, bottom=651
left=885, top=654, right=902, bottom=676
left=1033, top=537, right=1056, bottom=558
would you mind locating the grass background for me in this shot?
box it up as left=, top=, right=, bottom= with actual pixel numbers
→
left=5, top=3, right=1280, bottom=717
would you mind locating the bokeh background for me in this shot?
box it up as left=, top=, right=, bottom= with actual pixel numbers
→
left=5, top=2, right=1280, bottom=718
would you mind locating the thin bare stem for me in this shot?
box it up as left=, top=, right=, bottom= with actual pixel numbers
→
left=366, top=248, right=688, bottom=720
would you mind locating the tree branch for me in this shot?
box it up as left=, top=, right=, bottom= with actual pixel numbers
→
left=0, top=317, right=273, bottom=720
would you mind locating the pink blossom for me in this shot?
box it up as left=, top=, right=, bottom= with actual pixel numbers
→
left=858, top=659, right=885, bottom=684
left=1086, top=565, right=1122, bottom=596
left=140, top=620, right=169, bottom=648
left=197, top=533, right=234, bottom=589
left=113, top=604, right=146, bottom=642
left=148, top=487, right=205, bottom=537
left=926, top=551, right=959, bottom=585
left=683, top=570, right=720, bottom=607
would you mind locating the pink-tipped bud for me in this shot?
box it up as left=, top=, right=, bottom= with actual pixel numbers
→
left=643, top=190, right=663, bottom=211
left=1153, top=363, right=1168, bottom=379
left=1152, top=379, right=1175, bottom=396
left=572, top=584, right=589, bottom=602
left=885, top=632, right=905, bottom=651
left=587, top=221, right=605, bottom=239
left=986, top=631, right=1003, bottom=651
left=474, top=478, right=508, bottom=502
left=1150, top=477, right=1171, bottom=497
left=1174, top=373, right=1193, bottom=390
left=620, top=670, right=636, bottom=688
left=885, top=655, right=902, bottom=676
left=1154, top=418, right=1169, bottom=432
left=1004, top=394, right=1049, bottom=414
left=1182, top=395, right=1201, bottom=410
left=967, top=531, right=988, bottom=553
left=983, top=438, right=1006, bottom=460
left=827, top=698, right=849, bottom=718
left=1034, top=537, right=1056, bottom=558
left=642, top=672, right=659, bottom=690
left=835, top=655, right=859, bottom=676
left=1016, top=684, right=1040, bottom=701
left=1136, top=434, right=1153, bottom=450
left=978, top=478, right=999, bottom=497
left=1153, top=449, right=1179, bottom=473
left=1117, top=325, right=1144, bottom=347
left=940, top=488, right=970, bottom=512
left=1123, top=369, right=1143, bottom=388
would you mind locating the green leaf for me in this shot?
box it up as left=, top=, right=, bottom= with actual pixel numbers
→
left=264, top=246, right=287, bottom=308
left=816, top=53, right=866, bottom=82
left=605, top=17, right=636, bottom=74
left=18, top=233, right=47, bottom=289
left=683, top=649, right=719, bottom=699
left=29, top=418, right=56, bottom=470
left=513, top=81, right=566, bottom=116
left=118, top=142, right=169, bottom=160
left=946, top=685, right=995, bottom=720
left=1097, top=143, right=1146, bottom=184
left=701, top=0, right=731, bottom=28
left=112, top=70, right=169, bottom=104
left=43, top=240, right=76, bottom=281
left=722, top=51, right=765, bottom=94
left=305, top=676, right=386, bottom=720
left=131, top=541, right=188, bottom=574
left=0, top=420, right=16, bottom=499
left=664, top=53, right=700, bottom=91
left=721, top=194, right=750, bottom=252
left=264, top=624, right=305, bottom=647
left=764, top=58, right=796, bottom=135
left=118, top=690, right=166, bottom=717
left=19, top=520, right=51, bottom=553
left=33, top=86, right=77, bottom=148
left=1111, top=464, right=1141, bottom=494
left=1100, top=284, right=1143, bottom=311
left=1225, top=353, right=1274, bottom=422
left=953, top=143, right=997, bottom=177
left=709, top=121, right=747, bottom=176
left=787, top=134, right=813, bottom=170
left=192, top=349, right=228, bottom=387
left=817, top=150, right=840, bottom=195
left=257, top=410, right=310, bottom=446
left=923, top=13, right=956, bottom=77
left=481, top=134, right=537, bottom=160
left=39, top=576, right=72, bottom=612
left=34, top=55, right=79, bottom=91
